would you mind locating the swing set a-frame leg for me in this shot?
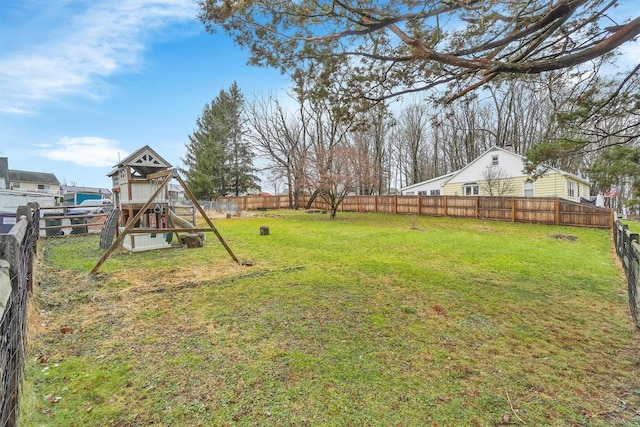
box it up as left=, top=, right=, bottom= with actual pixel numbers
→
left=89, top=170, right=239, bottom=275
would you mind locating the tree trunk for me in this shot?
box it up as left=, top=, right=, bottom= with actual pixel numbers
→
left=330, top=206, right=338, bottom=219
left=306, top=189, right=319, bottom=209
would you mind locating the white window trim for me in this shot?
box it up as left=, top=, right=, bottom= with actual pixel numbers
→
left=567, top=180, right=575, bottom=198
left=462, top=183, right=479, bottom=196
left=523, top=179, right=534, bottom=197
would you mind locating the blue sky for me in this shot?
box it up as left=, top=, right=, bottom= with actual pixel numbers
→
left=0, top=0, right=291, bottom=189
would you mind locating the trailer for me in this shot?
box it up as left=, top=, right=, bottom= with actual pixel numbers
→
left=0, top=188, right=60, bottom=211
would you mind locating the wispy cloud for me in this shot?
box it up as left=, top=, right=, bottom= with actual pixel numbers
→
left=0, top=0, right=198, bottom=114
left=37, top=136, right=129, bottom=167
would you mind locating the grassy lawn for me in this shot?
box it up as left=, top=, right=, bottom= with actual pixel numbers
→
left=22, top=211, right=640, bottom=426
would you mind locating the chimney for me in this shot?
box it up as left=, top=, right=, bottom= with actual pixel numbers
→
left=504, top=144, right=514, bottom=153
left=0, top=157, right=8, bottom=189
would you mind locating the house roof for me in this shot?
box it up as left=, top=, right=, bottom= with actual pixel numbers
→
left=61, top=185, right=112, bottom=195
left=107, top=145, right=172, bottom=178
left=399, top=172, right=457, bottom=192
left=441, top=146, right=590, bottom=186
left=403, top=146, right=590, bottom=191
left=9, top=169, right=60, bottom=185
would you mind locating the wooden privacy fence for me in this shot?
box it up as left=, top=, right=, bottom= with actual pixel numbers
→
left=613, top=221, right=640, bottom=330
left=219, top=195, right=614, bottom=229
left=0, top=205, right=39, bottom=426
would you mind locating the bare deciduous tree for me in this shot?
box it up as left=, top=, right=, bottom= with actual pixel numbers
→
left=480, top=165, right=516, bottom=196
left=392, top=102, right=431, bottom=187
left=246, top=95, right=310, bottom=208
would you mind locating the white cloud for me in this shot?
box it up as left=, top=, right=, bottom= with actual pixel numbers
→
left=619, top=42, right=640, bottom=69
left=0, top=0, right=199, bottom=114
left=37, top=136, right=129, bottom=167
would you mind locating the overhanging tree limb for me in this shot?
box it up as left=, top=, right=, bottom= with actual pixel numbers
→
left=199, top=0, right=640, bottom=101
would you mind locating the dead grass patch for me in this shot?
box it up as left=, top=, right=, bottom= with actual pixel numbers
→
left=549, top=233, right=579, bottom=241
left=104, top=261, right=245, bottom=291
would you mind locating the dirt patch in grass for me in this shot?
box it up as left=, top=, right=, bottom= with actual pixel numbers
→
left=549, top=233, right=579, bottom=241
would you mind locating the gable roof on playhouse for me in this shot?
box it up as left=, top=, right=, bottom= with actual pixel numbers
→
left=108, top=145, right=172, bottom=179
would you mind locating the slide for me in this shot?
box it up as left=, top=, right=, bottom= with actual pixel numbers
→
left=169, top=210, right=205, bottom=241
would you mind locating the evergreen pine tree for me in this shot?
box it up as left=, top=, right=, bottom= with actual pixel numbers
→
left=181, top=82, right=258, bottom=199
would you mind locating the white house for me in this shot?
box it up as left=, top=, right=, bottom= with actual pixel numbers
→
left=5, top=168, right=61, bottom=195
left=0, top=157, right=62, bottom=209
left=401, top=146, right=591, bottom=203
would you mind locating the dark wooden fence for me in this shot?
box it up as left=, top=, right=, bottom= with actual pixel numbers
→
left=613, top=221, right=640, bottom=330
left=0, top=205, right=39, bottom=426
left=218, top=195, right=614, bottom=229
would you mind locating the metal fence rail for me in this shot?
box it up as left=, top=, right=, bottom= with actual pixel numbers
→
left=613, top=221, right=640, bottom=330
left=0, top=205, right=39, bottom=427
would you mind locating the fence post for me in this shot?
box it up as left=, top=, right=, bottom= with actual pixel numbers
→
left=555, top=198, right=560, bottom=226
left=475, top=197, right=479, bottom=219
left=622, top=226, right=630, bottom=269
left=618, top=223, right=626, bottom=257
left=511, top=197, right=516, bottom=222
left=444, top=196, right=448, bottom=217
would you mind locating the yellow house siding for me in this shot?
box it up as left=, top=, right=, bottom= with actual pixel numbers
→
left=532, top=173, right=564, bottom=198
left=443, top=176, right=527, bottom=197
left=11, top=182, right=52, bottom=193
left=577, top=182, right=592, bottom=199
left=442, top=181, right=461, bottom=196
left=531, top=173, right=590, bottom=202
left=508, top=179, right=524, bottom=196
left=443, top=172, right=590, bottom=202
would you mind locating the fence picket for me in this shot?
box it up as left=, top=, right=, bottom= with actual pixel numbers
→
left=216, top=195, right=612, bottom=228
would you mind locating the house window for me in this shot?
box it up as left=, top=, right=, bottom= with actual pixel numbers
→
left=38, top=184, right=50, bottom=192
left=405, top=191, right=415, bottom=195
left=567, top=181, right=575, bottom=198
left=430, top=189, right=440, bottom=196
left=492, top=155, right=499, bottom=166
left=11, top=182, right=20, bottom=189
left=462, top=183, right=479, bottom=196
left=418, top=191, right=428, bottom=196
left=524, top=179, right=534, bottom=197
